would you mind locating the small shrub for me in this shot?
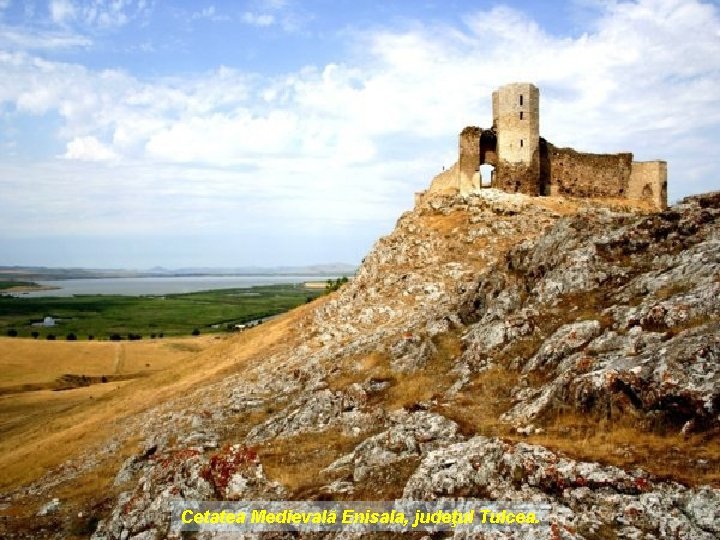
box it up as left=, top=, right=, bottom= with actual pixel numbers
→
left=6, top=328, right=18, bottom=337
left=191, top=328, right=200, bottom=336
left=46, top=334, right=56, bottom=340
left=325, top=276, right=350, bottom=294
left=109, top=333, right=122, bottom=341
left=66, top=332, right=77, bottom=341
left=88, top=335, right=94, bottom=341
left=31, top=331, right=39, bottom=339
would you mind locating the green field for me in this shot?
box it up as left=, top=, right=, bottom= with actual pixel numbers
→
left=0, top=284, right=322, bottom=339
left=0, top=281, right=36, bottom=290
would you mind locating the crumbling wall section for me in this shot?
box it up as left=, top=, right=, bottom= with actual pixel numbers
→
left=495, top=152, right=541, bottom=195
left=545, top=144, right=632, bottom=198
left=458, top=127, right=481, bottom=195
left=425, top=126, right=497, bottom=198
left=629, top=161, right=668, bottom=210
left=427, top=163, right=458, bottom=195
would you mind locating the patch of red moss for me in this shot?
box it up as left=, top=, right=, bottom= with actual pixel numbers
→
left=200, top=445, right=258, bottom=492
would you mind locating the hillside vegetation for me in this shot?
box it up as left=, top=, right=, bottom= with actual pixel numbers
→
left=0, top=284, right=321, bottom=339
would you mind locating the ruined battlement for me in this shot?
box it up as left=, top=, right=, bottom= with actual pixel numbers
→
left=423, top=83, right=667, bottom=210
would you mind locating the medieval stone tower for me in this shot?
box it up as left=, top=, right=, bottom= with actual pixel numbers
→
left=492, top=82, right=541, bottom=195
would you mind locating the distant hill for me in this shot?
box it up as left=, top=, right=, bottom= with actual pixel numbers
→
left=149, top=263, right=358, bottom=276
left=0, top=263, right=358, bottom=281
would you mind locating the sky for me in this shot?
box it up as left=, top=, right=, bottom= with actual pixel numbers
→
left=0, top=0, right=719, bottom=269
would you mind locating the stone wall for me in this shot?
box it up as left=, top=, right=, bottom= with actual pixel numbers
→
left=544, top=144, right=633, bottom=198
left=427, top=164, right=458, bottom=195
left=426, top=131, right=667, bottom=210
left=426, top=127, right=498, bottom=198
left=458, top=127, right=481, bottom=195
left=629, top=161, right=668, bottom=210
left=495, top=151, right=542, bottom=196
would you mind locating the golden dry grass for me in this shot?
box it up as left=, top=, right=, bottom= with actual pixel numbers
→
left=258, top=429, right=369, bottom=496
left=438, top=366, right=520, bottom=438
left=0, top=297, right=326, bottom=496
left=0, top=338, right=119, bottom=386
left=443, top=367, right=720, bottom=487
left=326, top=351, right=391, bottom=391
left=509, top=412, right=720, bottom=487
left=384, top=332, right=462, bottom=410
left=0, top=336, right=217, bottom=387
left=0, top=381, right=133, bottom=440
left=327, top=332, right=464, bottom=411
left=258, top=428, right=418, bottom=502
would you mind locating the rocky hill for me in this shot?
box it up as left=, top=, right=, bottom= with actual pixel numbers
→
left=2, top=189, right=719, bottom=539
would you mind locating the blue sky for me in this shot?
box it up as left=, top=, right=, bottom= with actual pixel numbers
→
left=0, top=0, right=719, bottom=269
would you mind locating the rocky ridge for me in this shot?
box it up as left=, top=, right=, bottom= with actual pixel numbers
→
left=2, top=189, right=719, bottom=539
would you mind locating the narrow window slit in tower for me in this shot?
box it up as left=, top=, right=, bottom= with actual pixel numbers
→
left=519, top=95, right=523, bottom=106
left=520, top=139, right=524, bottom=148
left=520, top=111, right=524, bottom=120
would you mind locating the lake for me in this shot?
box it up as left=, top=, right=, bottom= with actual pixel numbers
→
left=11, top=276, right=339, bottom=297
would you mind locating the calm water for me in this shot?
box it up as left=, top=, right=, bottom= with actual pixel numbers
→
left=11, top=276, right=337, bottom=297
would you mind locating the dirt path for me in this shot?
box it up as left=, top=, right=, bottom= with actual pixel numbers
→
left=113, top=343, right=126, bottom=375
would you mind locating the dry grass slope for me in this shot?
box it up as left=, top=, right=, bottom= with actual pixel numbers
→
left=0, top=298, right=326, bottom=501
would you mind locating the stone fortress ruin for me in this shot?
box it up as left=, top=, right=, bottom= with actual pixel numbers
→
left=421, top=82, right=667, bottom=210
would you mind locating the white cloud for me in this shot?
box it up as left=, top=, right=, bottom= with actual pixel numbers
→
left=259, top=0, right=287, bottom=10
left=1, top=0, right=719, bottom=247
left=49, top=0, right=76, bottom=25
left=145, top=111, right=299, bottom=163
left=191, top=5, right=229, bottom=22
left=241, top=11, right=275, bottom=27
left=62, top=135, right=117, bottom=161
left=49, top=0, right=153, bottom=29
left=0, top=26, right=91, bottom=49
left=240, top=0, right=312, bottom=32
